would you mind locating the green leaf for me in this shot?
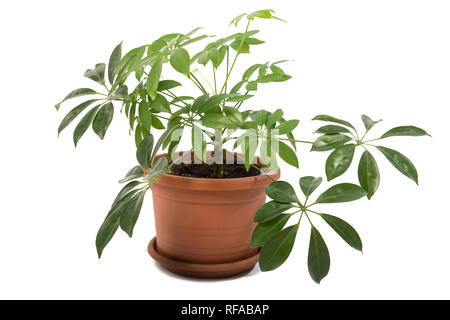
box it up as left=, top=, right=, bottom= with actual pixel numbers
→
left=196, top=51, right=209, bottom=65
left=230, top=13, right=247, bottom=27
left=358, top=150, right=380, bottom=199
left=259, top=225, right=298, bottom=272
left=136, top=134, right=154, bottom=169
left=55, top=88, right=97, bottom=110
left=321, top=214, right=362, bottom=252
left=258, top=73, right=292, bottom=83
left=247, top=9, right=275, bottom=20
left=242, top=64, right=261, bottom=80
left=312, top=115, right=355, bottom=130
left=254, top=201, right=293, bottom=223
left=278, top=117, right=297, bottom=150
left=230, top=39, right=249, bottom=53
left=145, top=157, right=169, bottom=181
left=92, top=102, right=114, bottom=139
left=73, top=105, right=100, bottom=147
left=299, top=176, right=323, bottom=197
left=146, top=59, right=163, bottom=100
left=311, top=134, right=352, bottom=152
left=277, top=140, right=299, bottom=168
left=181, top=34, right=209, bottom=47
left=151, top=125, right=181, bottom=164
left=119, top=190, right=146, bottom=237
left=170, top=48, right=190, bottom=77
left=274, top=119, right=299, bottom=135
left=201, top=114, right=236, bottom=129
left=198, top=94, right=229, bottom=114
left=157, top=80, right=181, bottom=91
left=245, top=37, right=265, bottom=45
left=223, top=106, right=244, bottom=125
left=57, top=99, right=98, bottom=135
left=119, top=46, right=146, bottom=72
left=134, top=125, right=143, bottom=147
left=138, top=103, right=152, bottom=132
left=246, top=81, right=258, bottom=91
left=376, top=146, right=418, bottom=184
left=150, top=94, right=171, bottom=113
left=84, top=63, right=106, bottom=85
left=192, top=125, right=206, bottom=162
left=255, top=110, right=267, bottom=126
left=315, top=125, right=351, bottom=135
left=240, top=132, right=258, bottom=171
left=270, top=65, right=285, bottom=74
left=108, top=42, right=122, bottom=85
left=151, top=115, right=165, bottom=129
left=118, top=166, right=144, bottom=183
left=208, top=48, right=220, bottom=68
left=361, top=114, right=382, bottom=131
left=110, top=85, right=128, bottom=99
left=96, top=187, right=143, bottom=257
left=308, top=227, right=330, bottom=284
left=380, top=126, right=431, bottom=139
left=316, top=183, right=367, bottom=203
left=112, top=181, right=141, bottom=208
left=230, top=80, right=246, bottom=94
left=191, top=93, right=209, bottom=113
left=96, top=205, right=121, bottom=258
left=251, top=214, right=291, bottom=247
left=325, top=144, right=356, bottom=181
left=151, top=38, right=167, bottom=52
left=265, top=181, right=298, bottom=203
left=266, top=109, right=283, bottom=128
left=227, top=94, right=253, bottom=102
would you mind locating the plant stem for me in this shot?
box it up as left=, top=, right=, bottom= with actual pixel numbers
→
left=225, top=47, right=230, bottom=93
left=276, top=137, right=314, bottom=144
left=219, top=20, right=251, bottom=94
left=193, top=70, right=214, bottom=93
left=189, top=72, right=207, bottom=93
left=235, top=90, right=249, bottom=110
left=304, top=212, right=314, bottom=227
left=307, top=209, right=324, bottom=216
left=212, top=65, right=217, bottom=94
left=364, top=138, right=381, bottom=143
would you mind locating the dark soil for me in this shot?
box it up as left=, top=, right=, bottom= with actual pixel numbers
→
left=170, top=163, right=262, bottom=179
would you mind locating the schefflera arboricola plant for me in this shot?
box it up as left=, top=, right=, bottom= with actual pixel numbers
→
left=55, top=9, right=430, bottom=283
left=253, top=114, right=430, bottom=283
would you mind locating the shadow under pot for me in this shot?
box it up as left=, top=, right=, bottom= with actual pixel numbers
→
left=146, top=151, right=280, bottom=278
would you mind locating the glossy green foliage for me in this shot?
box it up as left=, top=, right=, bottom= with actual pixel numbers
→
left=312, top=114, right=429, bottom=198
left=253, top=177, right=366, bottom=283
left=56, top=11, right=429, bottom=285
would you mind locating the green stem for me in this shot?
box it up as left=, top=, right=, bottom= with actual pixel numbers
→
left=364, top=137, right=381, bottom=143
left=277, top=137, right=314, bottom=144
left=193, top=70, right=214, bottom=93
left=306, top=202, right=317, bottom=209
left=235, top=90, right=249, bottom=110
left=212, top=65, right=217, bottom=94
left=307, top=209, right=324, bottom=216
left=304, top=212, right=314, bottom=227
left=189, top=72, right=207, bottom=93
left=225, top=47, right=230, bottom=93
left=219, top=20, right=251, bottom=94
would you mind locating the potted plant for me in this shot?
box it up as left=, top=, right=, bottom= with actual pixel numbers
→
left=55, top=9, right=430, bottom=282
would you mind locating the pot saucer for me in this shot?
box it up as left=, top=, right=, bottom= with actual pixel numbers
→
left=147, top=237, right=260, bottom=279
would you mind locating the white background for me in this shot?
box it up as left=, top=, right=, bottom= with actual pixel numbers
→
left=1, top=0, right=449, bottom=299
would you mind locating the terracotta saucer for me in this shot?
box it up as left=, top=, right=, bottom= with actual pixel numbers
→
left=147, top=237, right=260, bottom=279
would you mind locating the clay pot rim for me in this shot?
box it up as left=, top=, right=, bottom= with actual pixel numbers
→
left=152, top=152, right=280, bottom=191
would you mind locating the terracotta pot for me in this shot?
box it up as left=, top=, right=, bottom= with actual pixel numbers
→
left=147, top=151, right=280, bottom=278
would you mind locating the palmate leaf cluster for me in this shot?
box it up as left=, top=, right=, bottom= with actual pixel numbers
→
left=54, top=9, right=430, bottom=283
